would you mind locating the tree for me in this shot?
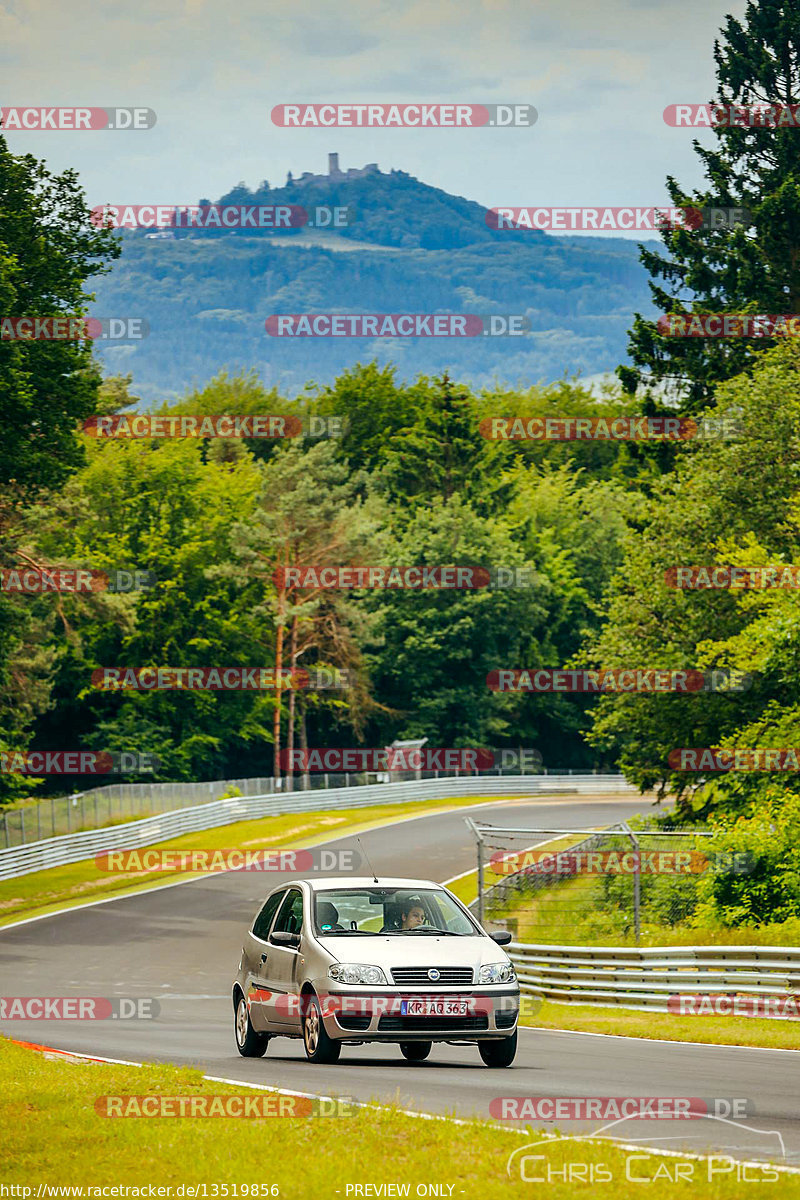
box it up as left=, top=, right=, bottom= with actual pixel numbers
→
left=225, top=442, right=383, bottom=781
left=0, top=133, right=119, bottom=799
left=0, top=133, right=120, bottom=495
left=588, top=340, right=800, bottom=815
left=620, top=0, right=800, bottom=410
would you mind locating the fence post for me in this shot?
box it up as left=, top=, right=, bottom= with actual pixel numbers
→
left=37, top=802, right=41, bottom=841
left=324, top=773, right=329, bottom=789
left=51, top=796, right=55, bottom=838
left=622, top=822, right=641, bottom=945
left=465, top=819, right=485, bottom=929
left=3, top=811, right=8, bottom=848
left=95, top=791, right=99, bottom=828
left=20, top=807, right=25, bottom=845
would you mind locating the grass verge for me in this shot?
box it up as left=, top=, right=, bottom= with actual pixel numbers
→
left=1, top=1038, right=794, bottom=1196
left=523, top=999, right=800, bottom=1051
left=0, top=793, right=529, bottom=929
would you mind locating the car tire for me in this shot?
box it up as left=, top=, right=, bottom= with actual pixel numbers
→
left=302, top=993, right=341, bottom=1064
left=400, top=1042, right=432, bottom=1062
left=478, top=1030, right=517, bottom=1067
left=234, top=993, right=269, bottom=1058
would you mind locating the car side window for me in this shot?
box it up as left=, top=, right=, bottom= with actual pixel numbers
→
left=272, top=888, right=304, bottom=937
left=252, top=890, right=286, bottom=941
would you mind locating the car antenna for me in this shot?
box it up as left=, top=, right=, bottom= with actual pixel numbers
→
left=356, top=836, right=379, bottom=883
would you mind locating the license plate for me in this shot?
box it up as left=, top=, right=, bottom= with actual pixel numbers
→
left=400, top=999, right=469, bottom=1017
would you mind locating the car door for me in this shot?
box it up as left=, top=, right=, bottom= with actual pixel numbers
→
left=262, top=887, right=305, bottom=1032
left=243, top=888, right=286, bottom=1032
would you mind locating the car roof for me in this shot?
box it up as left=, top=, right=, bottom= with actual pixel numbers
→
left=302, top=876, right=441, bottom=891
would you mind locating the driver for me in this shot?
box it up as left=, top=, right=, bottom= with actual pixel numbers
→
left=400, top=899, right=426, bottom=930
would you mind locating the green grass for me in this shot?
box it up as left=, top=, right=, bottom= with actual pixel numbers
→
left=487, top=870, right=800, bottom=947
left=1, top=1038, right=795, bottom=1195
left=525, top=999, right=800, bottom=1051
left=0, top=793, right=530, bottom=928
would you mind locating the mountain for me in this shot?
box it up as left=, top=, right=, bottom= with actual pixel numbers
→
left=91, top=160, right=658, bottom=402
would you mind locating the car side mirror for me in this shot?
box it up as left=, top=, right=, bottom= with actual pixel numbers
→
left=271, top=930, right=301, bottom=948
left=490, top=930, right=512, bottom=946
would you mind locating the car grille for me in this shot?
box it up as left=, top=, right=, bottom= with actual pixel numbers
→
left=390, top=966, right=474, bottom=986
left=378, top=1014, right=489, bottom=1032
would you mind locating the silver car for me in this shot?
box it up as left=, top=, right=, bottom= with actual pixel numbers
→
left=232, top=876, right=519, bottom=1066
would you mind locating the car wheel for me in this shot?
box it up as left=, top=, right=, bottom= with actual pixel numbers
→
left=302, top=993, right=341, bottom=1064
left=234, top=994, right=269, bottom=1058
left=478, top=1030, right=517, bottom=1067
left=400, top=1041, right=432, bottom=1062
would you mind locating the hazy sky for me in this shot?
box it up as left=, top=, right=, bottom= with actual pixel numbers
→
left=1, top=0, right=748, bottom=236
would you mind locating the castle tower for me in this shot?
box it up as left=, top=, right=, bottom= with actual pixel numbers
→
left=328, top=152, right=341, bottom=177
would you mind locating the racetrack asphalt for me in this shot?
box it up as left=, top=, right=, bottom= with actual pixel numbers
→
left=1, top=793, right=797, bottom=1168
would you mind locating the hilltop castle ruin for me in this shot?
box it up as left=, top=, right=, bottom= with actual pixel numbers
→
left=295, top=153, right=380, bottom=186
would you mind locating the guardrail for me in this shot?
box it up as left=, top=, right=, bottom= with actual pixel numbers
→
left=1, top=765, right=619, bottom=847
left=0, top=773, right=637, bottom=881
left=508, top=943, right=800, bottom=1013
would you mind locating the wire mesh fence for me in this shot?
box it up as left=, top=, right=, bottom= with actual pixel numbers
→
left=468, top=821, right=725, bottom=946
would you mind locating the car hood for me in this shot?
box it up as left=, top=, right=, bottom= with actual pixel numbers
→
left=315, top=935, right=510, bottom=969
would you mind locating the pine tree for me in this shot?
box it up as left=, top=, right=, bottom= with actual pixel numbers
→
left=620, top=0, right=800, bottom=411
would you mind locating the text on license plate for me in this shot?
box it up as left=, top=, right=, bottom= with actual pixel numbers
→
left=400, top=999, right=468, bottom=1016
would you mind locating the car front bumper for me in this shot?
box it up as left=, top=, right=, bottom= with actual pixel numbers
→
left=315, top=986, right=520, bottom=1041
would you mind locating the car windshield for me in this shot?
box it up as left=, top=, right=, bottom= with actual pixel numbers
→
left=313, top=887, right=479, bottom=937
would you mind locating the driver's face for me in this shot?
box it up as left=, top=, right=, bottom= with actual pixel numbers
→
left=402, top=906, right=425, bottom=929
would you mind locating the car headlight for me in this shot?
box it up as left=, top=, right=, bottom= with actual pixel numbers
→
left=328, top=963, right=388, bottom=985
left=479, top=961, right=516, bottom=984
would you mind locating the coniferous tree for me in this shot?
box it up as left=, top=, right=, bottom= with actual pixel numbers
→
left=620, top=0, right=800, bottom=411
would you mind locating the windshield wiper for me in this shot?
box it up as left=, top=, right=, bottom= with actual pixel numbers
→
left=316, top=928, right=375, bottom=936
left=403, top=927, right=458, bottom=935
